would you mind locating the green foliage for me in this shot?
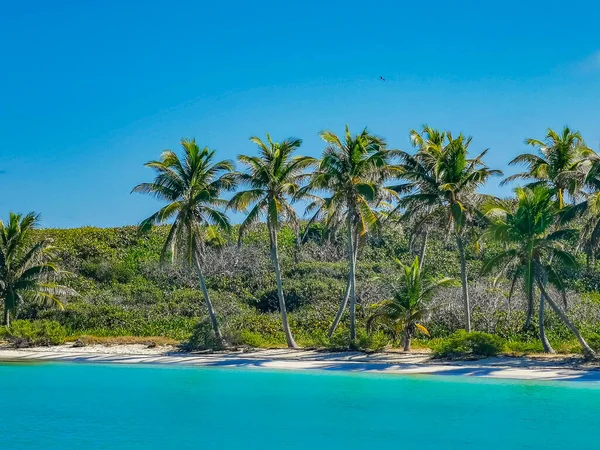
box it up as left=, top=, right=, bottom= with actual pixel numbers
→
left=180, top=321, right=223, bottom=351
left=328, top=328, right=388, bottom=351
left=7, top=216, right=598, bottom=356
left=2, top=320, right=67, bottom=346
left=433, top=330, right=505, bottom=358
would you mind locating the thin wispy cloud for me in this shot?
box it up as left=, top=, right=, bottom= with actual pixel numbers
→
left=578, top=50, right=600, bottom=73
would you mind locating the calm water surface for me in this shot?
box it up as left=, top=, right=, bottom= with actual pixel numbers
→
left=0, top=362, right=599, bottom=449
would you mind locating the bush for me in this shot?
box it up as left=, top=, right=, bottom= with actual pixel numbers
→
left=180, top=320, right=222, bottom=351
left=2, top=320, right=67, bottom=347
left=433, top=330, right=505, bottom=359
left=328, top=328, right=389, bottom=352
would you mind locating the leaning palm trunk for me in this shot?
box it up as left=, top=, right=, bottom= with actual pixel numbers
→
left=347, top=219, right=358, bottom=345
left=537, top=281, right=596, bottom=359
left=192, top=251, right=224, bottom=347
left=538, top=290, right=555, bottom=353
left=328, top=232, right=358, bottom=338
left=418, top=229, right=428, bottom=271
left=455, top=235, right=472, bottom=332
left=268, top=224, right=298, bottom=349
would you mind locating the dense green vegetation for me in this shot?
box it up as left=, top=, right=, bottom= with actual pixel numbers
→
left=3, top=125, right=600, bottom=359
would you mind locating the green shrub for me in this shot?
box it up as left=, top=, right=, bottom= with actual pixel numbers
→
left=433, top=330, right=505, bottom=359
left=180, top=321, right=222, bottom=351
left=2, top=320, right=67, bottom=347
left=327, top=328, right=389, bottom=352
left=586, top=333, right=600, bottom=351
left=503, top=339, right=545, bottom=354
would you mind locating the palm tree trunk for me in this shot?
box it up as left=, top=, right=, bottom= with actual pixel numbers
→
left=524, top=274, right=534, bottom=330
left=418, top=229, right=428, bottom=271
left=538, top=289, right=555, bottom=353
left=558, top=189, right=564, bottom=210
left=3, top=307, right=10, bottom=328
left=328, top=231, right=358, bottom=338
left=347, top=219, right=357, bottom=346
left=456, top=234, right=471, bottom=332
left=537, top=281, right=596, bottom=359
left=403, top=327, right=411, bottom=352
left=269, top=224, right=298, bottom=349
left=192, top=251, right=224, bottom=348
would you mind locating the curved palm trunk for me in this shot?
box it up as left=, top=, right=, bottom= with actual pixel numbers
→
left=455, top=235, right=471, bottom=332
left=328, top=232, right=358, bottom=338
left=269, top=224, right=299, bottom=349
left=537, top=281, right=596, bottom=359
left=192, top=251, right=224, bottom=348
left=418, top=229, right=428, bottom=271
left=538, top=289, right=555, bottom=353
left=347, top=220, right=358, bottom=346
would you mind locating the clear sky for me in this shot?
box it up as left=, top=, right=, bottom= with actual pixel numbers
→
left=1, top=0, right=599, bottom=228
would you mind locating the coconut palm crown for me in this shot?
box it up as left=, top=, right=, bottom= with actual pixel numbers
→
left=368, top=256, right=452, bottom=351
left=502, top=127, right=592, bottom=208
left=0, top=212, right=76, bottom=327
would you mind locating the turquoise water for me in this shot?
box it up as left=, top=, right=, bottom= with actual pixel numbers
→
left=1, top=363, right=599, bottom=449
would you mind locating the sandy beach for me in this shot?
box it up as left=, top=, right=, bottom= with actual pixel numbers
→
left=1, top=345, right=599, bottom=382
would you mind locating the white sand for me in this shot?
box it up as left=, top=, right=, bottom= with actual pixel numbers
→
left=1, top=345, right=599, bottom=382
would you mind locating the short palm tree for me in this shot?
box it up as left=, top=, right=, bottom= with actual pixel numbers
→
left=228, top=134, right=316, bottom=348
left=502, top=127, right=592, bottom=208
left=0, top=212, right=76, bottom=327
left=481, top=186, right=596, bottom=358
left=392, top=126, right=502, bottom=332
left=306, top=125, right=399, bottom=343
left=132, top=139, right=235, bottom=346
left=367, top=257, right=452, bottom=351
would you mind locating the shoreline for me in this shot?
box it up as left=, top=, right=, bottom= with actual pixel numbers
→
left=1, top=345, right=600, bottom=382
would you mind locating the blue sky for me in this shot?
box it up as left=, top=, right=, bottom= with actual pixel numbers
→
left=1, top=0, right=599, bottom=228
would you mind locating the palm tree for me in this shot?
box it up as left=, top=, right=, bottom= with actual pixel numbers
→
left=132, top=139, right=235, bottom=346
left=367, top=256, right=452, bottom=351
left=306, top=125, right=399, bottom=343
left=228, top=134, right=316, bottom=349
left=502, top=127, right=592, bottom=209
left=392, top=126, right=446, bottom=269
left=392, top=126, right=502, bottom=332
left=558, top=150, right=600, bottom=267
left=0, top=212, right=76, bottom=327
left=481, top=186, right=596, bottom=359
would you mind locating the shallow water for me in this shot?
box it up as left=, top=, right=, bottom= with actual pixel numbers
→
left=1, top=362, right=599, bottom=449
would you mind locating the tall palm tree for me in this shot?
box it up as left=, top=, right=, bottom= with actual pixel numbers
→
left=558, top=150, right=600, bottom=267
left=132, top=139, right=235, bottom=346
left=367, top=256, right=452, bottom=351
left=392, top=126, right=502, bottom=332
left=481, top=186, right=596, bottom=359
left=306, top=125, right=399, bottom=343
left=228, top=134, right=316, bottom=349
left=392, top=126, right=446, bottom=269
left=0, top=212, right=76, bottom=327
left=502, top=127, right=592, bottom=209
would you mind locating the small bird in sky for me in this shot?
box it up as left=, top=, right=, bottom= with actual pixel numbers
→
left=380, top=76, right=386, bottom=81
